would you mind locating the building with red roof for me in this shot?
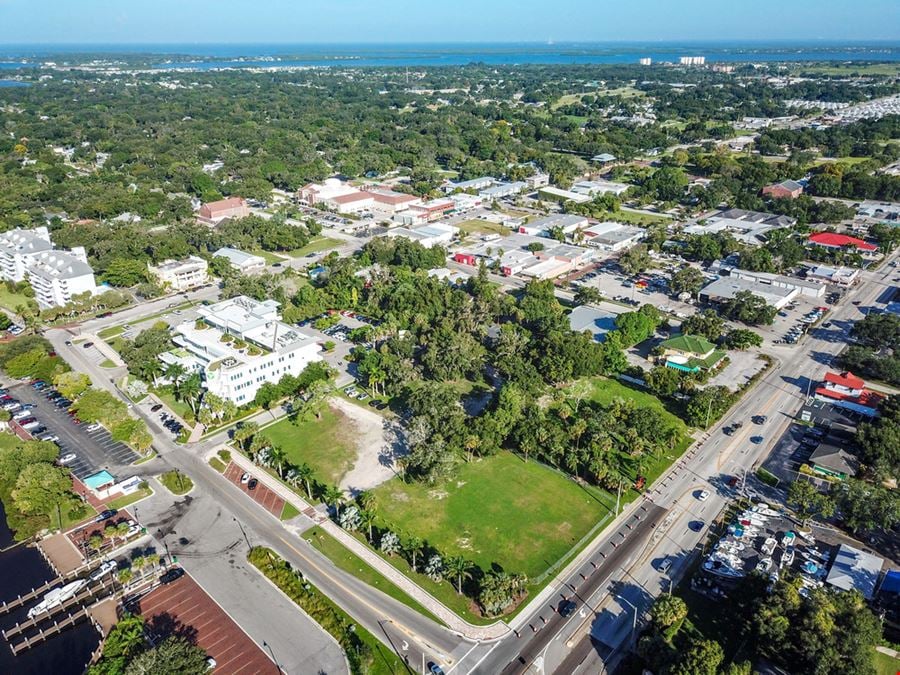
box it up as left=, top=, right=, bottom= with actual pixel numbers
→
left=815, top=371, right=883, bottom=417
left=808, top=232, right=878, bottom=252
left=197, top=196, right=249, bottom=225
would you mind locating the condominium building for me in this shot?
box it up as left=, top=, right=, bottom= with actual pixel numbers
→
left=26, top=249, right=99, bottom=309
left=147, top=256, right=210, bottom=292
left=160, top=296, right=322, bottom=405
left=0, top=227, right=98, bottom=308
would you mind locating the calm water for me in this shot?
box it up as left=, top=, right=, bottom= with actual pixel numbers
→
left=0, top=41, right=899, bottom=69
left=0, top=502, right=98, bottom=675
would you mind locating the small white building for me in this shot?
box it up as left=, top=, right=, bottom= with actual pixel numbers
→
left=583, top=222, right=646, bottom=252
left=479, top=182, right=527, bottom=201
left=148, top=256, right=210, bottom=292
left=213, top=248, right=267, bottom=274
left=537, top=186, right=592, bottom=204
left=571, top=180, right=630, bottom=197
left=807, top=265, right=859, bottom=287
left=160, top=296, right=321, bottom=405
left=385, top=223, right=458, bottom=249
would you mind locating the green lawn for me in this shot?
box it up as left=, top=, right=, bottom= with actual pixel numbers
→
left=261, top=404, right=357, bottom=486
left=159, top=469, right=193, bottom=495
left=250, top=249, right=287, bottom=265
left=609, top=209, right=672, bottom=226
left=98, top=326, right=123, bottom=340
left=0, top=285, right=32, bottom=313
left=455, top=219, right=511, bottom=237
left=99, top=358, right=117, bottom=368
left=304, top=526, right=443, bottom=625
left=286, top=237, right=342, bottom=258
left=372, top=451, right=612, bottom=580
left=874, top=649, right=900, bottom=675
left=151, top=387, right=194, bottom=423
left=279, top=502, right=300, bottom=520
left=208, top=457, right=226, bottom=473
left=106, top=485, right=153, bottom=510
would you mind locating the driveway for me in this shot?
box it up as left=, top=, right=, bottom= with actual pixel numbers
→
left=9, top=382, right=138, bottom=479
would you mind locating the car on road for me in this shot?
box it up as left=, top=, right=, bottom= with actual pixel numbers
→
left=159, top=567, right=185, bottom=584
left=247, top=478, right=258, bottom=490
left=58, top=452, right=77, bottom=465
left=90, top=560, right=117, bottom=581
left=95, top=509, right=118, bottom=523
left=689, top=520, right=705, bottom=532
left=428, top=664, right=446, bottom=675
left=150, top=404, right=163, bottom=413
left=750, top=436, right=764, bottom=444
left=658, top=557, right=672, bottom=573
left=752, top=415, right=768, bottom=425
left=83, top=342, right=94, bottom=348
left=697, top=490, right=710, bottom=502
left=558, top=598, right=577, bottom=617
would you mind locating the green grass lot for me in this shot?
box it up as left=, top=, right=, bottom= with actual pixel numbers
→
left=106, top=485, right=153, bottom=510
left=97, top=326, right=123, bottom=340
left=369, top=452, right=613, bottom=622
left=304, top=526, right=443, bottom=624
left=0, top=285, right=32, bottom=313
left=812, top=156, right=872, bottom=167
left=250, top=249, right=287, bottom=265
left=611, top=209, right=672, bottom=226
left=279, top=502, right=300, bottom=520
left=372, top=451, right=612, bottom=580
left=159, top=469, right=193, bottom=495
left=208, top=457, right=226, bottom=473
left=261, top=404, right=357, bottom=486
left=874, top=649, right=900, bottom=675
left=455, top=219, right=511, bottom=237
left=287, top=237, right=343, bottom=258
left=99, top=358, right=117, bottom=368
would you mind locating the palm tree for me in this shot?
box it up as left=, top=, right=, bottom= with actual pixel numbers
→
left=178, top=373, right=202, bottom=414
left=233, top=422, right=258, bottom=453
left=359, top=510, right=377, bottom=543
left=294, top=463, right=314, bottom=500
left=323, top=486, right=344, bottom=518
left=404, top=536, right=423, bottom=572
left=142, top=359, right=163, bottom=387
left=357, top=490, right=376, bottom=513
left=164, top=362, right=187, bottom=385
left=269, top=445, right=288, bottom=479
left=249, top=434, right=270, bottom=462
left=445, top=556, right=473, bottom=595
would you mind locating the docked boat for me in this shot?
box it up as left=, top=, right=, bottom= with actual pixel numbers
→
left=27, top=580, right=86, bottom=619
left=761, top=537, right=777, bottom=556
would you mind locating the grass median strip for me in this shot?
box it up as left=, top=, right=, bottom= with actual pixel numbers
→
left=106, top=483, right=153, bottom=510
left=304, top=526, right=444, bottom=626
left=248, top=546, right=405, bottom=675
left=159, top=469, right=193, bottom=495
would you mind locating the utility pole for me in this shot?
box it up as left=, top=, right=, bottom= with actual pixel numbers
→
left=234, top=517, right=252, bottom=550
left=617, top=595, right=638, bottom=646
left=615, top=479, right=623, bottom=516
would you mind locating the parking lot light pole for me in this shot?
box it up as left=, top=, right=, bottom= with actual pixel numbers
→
left=233, top=517, right=252, bottom=550
left=262, top=641, right=283, bottom=673
left=616, top=595, right=638, bottom=646
left=156, top=528, right=172, bottom=566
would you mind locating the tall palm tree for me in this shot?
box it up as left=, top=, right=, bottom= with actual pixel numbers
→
left=142, top=359, right=163, bottom=387
left=404, top=536, right=423, bottom=572
left=164, top=362, right=187, bottom=385
left=445, top=556, right=473, bottom=595
left=269, top=445, right=288, bottom=479
left=294, top=463, right=314, bottom=500
left=233, top=422, right=258, bottom=453
left=323, top=486, right=344, bottom=518
left=249, top=434, right=270, bottom=462
left=359, top=510, right=377, bottom=543
left=178, top=373, right=202, bottom=414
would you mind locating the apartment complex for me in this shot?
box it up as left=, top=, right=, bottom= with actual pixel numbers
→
left=0, top=227, right=99, bottom=308
left=147, top=256, right=210, bottom=292
left=160, top=296, right=322, bottom=405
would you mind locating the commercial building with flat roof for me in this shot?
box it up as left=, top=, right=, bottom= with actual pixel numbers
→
left=699, top=275, right=798, bottom=310
left=213, top=247, right=267, bottom=274
left=729, top=268, right=826, bottom=298
left=568, top=305, right=618, bottom=342
left=826, top=544, right=884, bottom=599
left=537, top=186, right=592, bottom=204
left=583, top=222, right=646, bottom=252
left=160, top=296, right=321, bottom=405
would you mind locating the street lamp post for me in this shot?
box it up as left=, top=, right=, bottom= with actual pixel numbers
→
left=156, top=528, right=172, bottom=566
left=233, top=517, right=252, bottom=550
left=262, top=641, right=283, bottom=673
left=616, top=594, right=638, bottom=647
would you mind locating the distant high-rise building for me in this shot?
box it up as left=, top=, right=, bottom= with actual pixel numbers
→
left=679, top=56, right=706, bottom=66
left=639, top=57, right=652, bottom=66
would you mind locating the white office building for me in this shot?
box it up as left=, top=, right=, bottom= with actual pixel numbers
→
left=160, top=296, right=322, bottom=405
left=148, top=256, right=209, bottom=292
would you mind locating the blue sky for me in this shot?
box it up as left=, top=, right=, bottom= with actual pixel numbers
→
left=2, top=0, right=898, bottom=44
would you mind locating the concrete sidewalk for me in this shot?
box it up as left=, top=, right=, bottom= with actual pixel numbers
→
left=225, top=449, right=510, bottom=641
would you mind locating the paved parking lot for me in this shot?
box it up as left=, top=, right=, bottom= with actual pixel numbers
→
left=10, top=383, right=138, bottom=479
left=223, top=462, right=285, bottom=517
left=132, top=571, right=278, bottom=675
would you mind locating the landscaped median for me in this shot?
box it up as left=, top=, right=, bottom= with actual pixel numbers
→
left=248, top=546, right=403, bottom=675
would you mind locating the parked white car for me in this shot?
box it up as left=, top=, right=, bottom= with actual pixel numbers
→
left=59, top=453, right=77, bottom=464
